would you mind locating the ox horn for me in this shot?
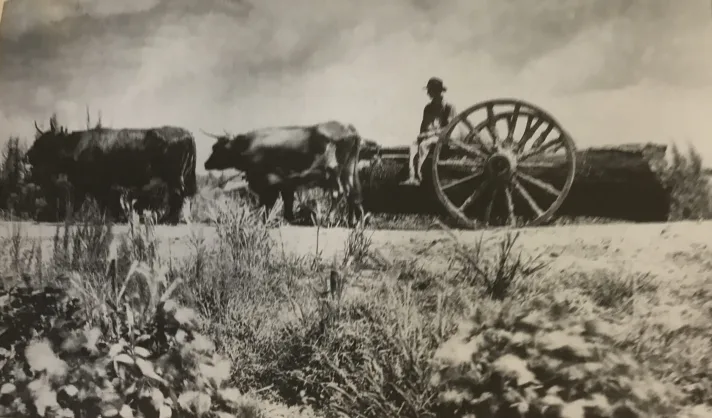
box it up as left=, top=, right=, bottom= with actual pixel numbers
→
left=200, top=129, right=223, bottom=139
left=34, top=121, right=42, bottom=135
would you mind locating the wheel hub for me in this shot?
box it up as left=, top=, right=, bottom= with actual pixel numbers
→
left=486, top=152, right=517, bottom=181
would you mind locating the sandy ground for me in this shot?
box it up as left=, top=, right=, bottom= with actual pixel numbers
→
left=2, top=220, right=711, bottom=289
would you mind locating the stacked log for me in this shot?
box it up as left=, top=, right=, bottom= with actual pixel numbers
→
left=358, top=143, right=671, bottom=223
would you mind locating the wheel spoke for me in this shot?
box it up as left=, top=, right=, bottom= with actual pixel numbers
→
left=459, top=179, right=490, bottom=211
left=516, top=171, right=561, bottom=197
left=516, top=114, right=544, bottom=153
left=458, top=117, right=492, bottom=154
left=518, top=160, right=559, bottom=169
left=520, top=136, right=564, bottom=160
left=449, top=137, right=488, bottom=159
left=485, top=104, right=499, bottom=146
left=505, top=186, right=516, bottom=227
left=484, top=185, right=497, bottom=225
left=513, top=178, right=544, bottom=217
left=505, top=103, right=521, bottom=147
left=464, top=129, right=494, bottom=155
left=531, top=124, right=555, bottom=150
left=461, top=118, right=476, bottom=132
left=437, top=158, right=484, bottom=169
left=442, top=170, right=484, bottom=191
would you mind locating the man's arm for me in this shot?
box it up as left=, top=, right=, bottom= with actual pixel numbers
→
left=446, top=103, right=457, bottom=125
left=419, top=104, right=430, bottom=134
left=446, top=103, right=471, bottom=141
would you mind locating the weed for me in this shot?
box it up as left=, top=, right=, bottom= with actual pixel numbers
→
left=438, top=220, right=548, bottom=300
left=342, top=220, right=374, bottom=269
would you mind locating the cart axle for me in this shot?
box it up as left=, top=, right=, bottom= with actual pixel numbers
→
left=487, top=152, right=517, bottom=181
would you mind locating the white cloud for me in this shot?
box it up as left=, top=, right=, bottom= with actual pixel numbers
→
left=0, top=0, right=160, bottom=38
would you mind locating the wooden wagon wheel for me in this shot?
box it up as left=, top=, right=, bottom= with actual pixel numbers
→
left=431, top=98, right=577, bottom=229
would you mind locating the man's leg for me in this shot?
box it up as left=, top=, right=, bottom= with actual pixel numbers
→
left=416, top=136, right=438, bottom=182
left=401, top=139, right=421, bottom=185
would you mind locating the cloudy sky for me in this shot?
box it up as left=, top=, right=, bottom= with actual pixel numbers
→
left=1, top=0, right=711, bottom=172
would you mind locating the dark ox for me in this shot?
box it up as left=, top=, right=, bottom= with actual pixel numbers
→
left=203, top=120, right=366, bottom=226
left=24, top=119, right=197, bottom=224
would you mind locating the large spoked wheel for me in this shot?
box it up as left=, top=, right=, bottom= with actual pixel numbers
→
left=431, top=98, right=577, bottom=229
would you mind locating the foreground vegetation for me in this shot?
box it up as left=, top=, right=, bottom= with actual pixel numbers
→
left=2, top=123, right=712, bottom=416
left=2, top=190, right=712, bottom=417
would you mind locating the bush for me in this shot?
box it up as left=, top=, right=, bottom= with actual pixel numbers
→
left=659, top=143, right=712, bottom=220
left=429, top=297, right=683, bottom=417
left=0, top=269, right=319, bottom=418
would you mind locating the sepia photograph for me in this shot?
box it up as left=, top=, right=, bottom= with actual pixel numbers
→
left=0, top=0, right=711, bottom=416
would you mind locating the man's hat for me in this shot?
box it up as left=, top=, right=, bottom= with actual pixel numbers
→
left=425, top=77, right=446, bottom=92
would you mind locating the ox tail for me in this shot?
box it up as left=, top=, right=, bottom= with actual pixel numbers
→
left=181, top=133, right=198, bottom=197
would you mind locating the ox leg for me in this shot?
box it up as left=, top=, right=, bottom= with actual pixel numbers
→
left=342, top=166, right=366, bottom=228
left=258, top=188, right=280, bottom=221
left=130, top=195, right=147, bottom=225
left=71, top=190, right=86, bottom=219
left=180, top=197, right=193, bottom=224
left=94, top=190, right=121, bottom=222
left=109, top=197, right=126, bottom=222
left=59, top=189, right=85, bottom=222
left=347, top=192, right=366, bottom=227
left=165, top=192, right=185, bottom=225
left=280, top=187, right=296, bottom=224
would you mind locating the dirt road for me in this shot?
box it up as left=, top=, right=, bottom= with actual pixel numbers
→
left=2, top=220, right=711, bottom=286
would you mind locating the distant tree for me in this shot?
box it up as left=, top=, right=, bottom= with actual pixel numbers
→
left=0, top=137, right=27, bottom=211
left=660, top=143, right=712, bottom=220
left=0, top=137, right=48, bottom=219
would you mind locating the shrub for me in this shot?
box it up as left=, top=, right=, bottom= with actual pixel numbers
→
left=0, top=267, right=319, bottom=418
left=429, top=296, right=684, bottom=417
left=659, top=143, right=712, bottom=220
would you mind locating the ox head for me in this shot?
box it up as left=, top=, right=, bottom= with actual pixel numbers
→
left=24, top=118, right=72, bottom=179
left=202, top=130, right=252, bottom=171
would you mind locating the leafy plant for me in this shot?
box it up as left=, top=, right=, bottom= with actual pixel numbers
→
left=0, top=266, right=319, bottom=418
left=430, top=297, right=683, bottom=417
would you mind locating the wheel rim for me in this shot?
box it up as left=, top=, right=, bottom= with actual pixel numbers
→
left=431, top=99, right=577, bottom=229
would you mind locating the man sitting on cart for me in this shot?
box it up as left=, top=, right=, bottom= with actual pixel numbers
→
left=401, top=77, right=458, bottom=186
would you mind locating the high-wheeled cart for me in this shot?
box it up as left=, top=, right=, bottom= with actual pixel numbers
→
left=362, top=98, right=578, bottom=229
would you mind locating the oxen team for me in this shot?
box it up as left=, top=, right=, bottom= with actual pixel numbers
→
left=23, top=116, right=374, bottom=227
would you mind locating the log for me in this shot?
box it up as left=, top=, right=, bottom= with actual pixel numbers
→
left=358, top=143, right=671, bottom=223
